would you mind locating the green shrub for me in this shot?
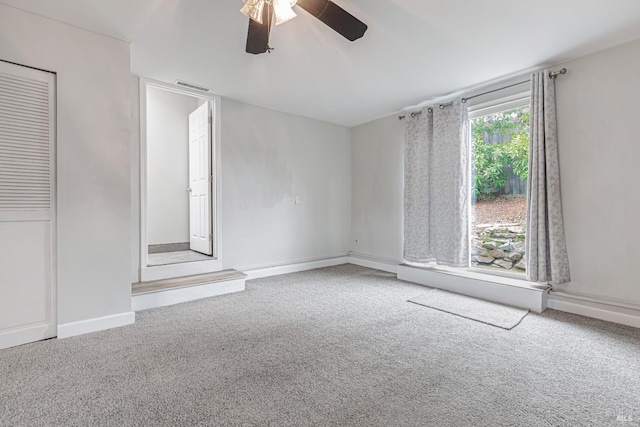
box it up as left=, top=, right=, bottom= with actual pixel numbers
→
left=471, top=108, right=530, bottom=197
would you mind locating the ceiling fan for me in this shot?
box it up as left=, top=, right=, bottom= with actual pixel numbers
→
left=240, top=0, right=368, bottom=54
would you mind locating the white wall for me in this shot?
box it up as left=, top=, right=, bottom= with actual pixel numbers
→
left=146, top=87, right=196, bottom=245
left=351, top=116, right=404, bottom=262
left=221, top=99, right=351, bottom=270
left=0, top=5, right=132, bottom=324
left=351, top=38, right=640, bottom=307
left=553, top=39, right=640, bottom=305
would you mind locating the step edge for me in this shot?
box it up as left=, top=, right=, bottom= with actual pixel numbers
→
left=132, top=270, right=246, bottom=295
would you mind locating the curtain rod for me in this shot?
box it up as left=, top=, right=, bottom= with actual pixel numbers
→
left=398, top=68, right=567, bottom=120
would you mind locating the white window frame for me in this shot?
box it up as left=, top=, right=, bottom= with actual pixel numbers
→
left=139, top=78, right=222, bottom=282
left=467, top=90, right=531, bottom=281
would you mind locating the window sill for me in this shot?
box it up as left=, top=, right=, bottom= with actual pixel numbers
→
left=398, top=263, right=549, bottom=312
left=404, top=262, right=547, bottom=291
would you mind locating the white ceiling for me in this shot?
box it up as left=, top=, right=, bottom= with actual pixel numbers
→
left=3, top=0, right=640, bottom=126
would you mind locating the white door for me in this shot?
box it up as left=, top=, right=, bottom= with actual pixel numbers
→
left=188, top=102, right=212, bottom=255
left=0, top=61, right=56, bottom=350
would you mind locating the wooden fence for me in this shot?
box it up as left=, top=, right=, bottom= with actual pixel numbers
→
left=481, top=131, right=527, bottom=196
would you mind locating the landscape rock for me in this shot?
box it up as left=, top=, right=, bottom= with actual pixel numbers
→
left=472, top=218, right=527, bottom=272
left=499, top=242, right=512, bottom=251
left=483, top=241, right=497, bottom=250
left=488, top=226, right=506, bottom=232
left=504, top=251, right=522, bottom=262
left=512, top=242, right=525, bottom=254
left=472, top=247, right=489, bottom=257
left=475, top=224, right=493, bottom=229
left=474, top=255, right=495, bottom=264
left=489, top=249, right=505, bottom=259
left=494, top=259, right=514, bottom=269
left=493, top=232, right=517, bottom=239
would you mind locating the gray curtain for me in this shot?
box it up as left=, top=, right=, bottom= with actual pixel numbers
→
left=526, top=71, right=571, bottom=284
left=403, top=101, right=469, bottom=267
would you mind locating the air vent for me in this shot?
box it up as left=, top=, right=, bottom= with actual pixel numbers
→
left=175, top=80, right=211, bottom=93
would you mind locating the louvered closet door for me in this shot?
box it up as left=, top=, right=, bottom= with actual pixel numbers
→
left=0, top=61, right=56, bottom=350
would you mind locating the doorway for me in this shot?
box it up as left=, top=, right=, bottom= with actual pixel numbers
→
left=140, top=80, right=221, bottom=281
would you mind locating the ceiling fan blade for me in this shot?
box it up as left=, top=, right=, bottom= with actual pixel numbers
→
left=296, top=0, right=367, bottom=41
left=245, top=5, right=272, bottom=54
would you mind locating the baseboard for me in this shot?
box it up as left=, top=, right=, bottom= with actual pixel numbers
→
left=348, top=252, right=399, bottom=274
left=397, top=264, right=548, bottom=313
left=548, top=291, right=640, bottom=329
left=57, top=311, right=135, bottom=339
left=132, top=277, right=245, bottom=311
left=244, top=256, right=349, bottom=281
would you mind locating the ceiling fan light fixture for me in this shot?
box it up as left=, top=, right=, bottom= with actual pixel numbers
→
left=273, top=0, right=297, bottom=25
left=241, top=0, right=298, bottom=25
left=240, top=0, right=265, bottom=24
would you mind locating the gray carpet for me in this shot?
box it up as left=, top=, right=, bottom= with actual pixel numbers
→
left=1, top=265, right=639, bottom=426
left=408, top=289, right=529, bottom=330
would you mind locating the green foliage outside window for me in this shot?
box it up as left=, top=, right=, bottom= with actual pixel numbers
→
left=471, top=107, right=530, bottom=197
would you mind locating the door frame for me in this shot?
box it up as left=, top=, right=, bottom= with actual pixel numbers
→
left=139, top=78, right=222, bottom=282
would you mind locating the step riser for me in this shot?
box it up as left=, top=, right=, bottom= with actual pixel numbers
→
left=132, top=269, right=246, bottom=295
left=132, top=278, right=245, bottom=311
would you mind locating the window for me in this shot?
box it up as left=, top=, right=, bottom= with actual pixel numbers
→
left=469, top=97, right=530, bottom=276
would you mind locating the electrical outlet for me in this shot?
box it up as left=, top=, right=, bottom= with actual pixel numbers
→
left=295, top=195, right=301, bottom=205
